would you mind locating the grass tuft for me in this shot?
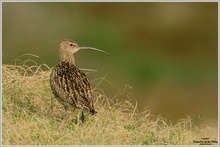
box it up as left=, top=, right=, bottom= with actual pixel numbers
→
left=2, top=55, right=218, bottom=145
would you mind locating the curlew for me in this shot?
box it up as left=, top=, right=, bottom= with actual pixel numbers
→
left=50, top=39, right=110, bottom=122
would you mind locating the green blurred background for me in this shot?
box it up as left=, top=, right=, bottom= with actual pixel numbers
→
left=2, top=2, right=218, bottom=126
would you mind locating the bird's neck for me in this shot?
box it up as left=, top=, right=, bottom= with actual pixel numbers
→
left=59, top=51, right=76, bottom=65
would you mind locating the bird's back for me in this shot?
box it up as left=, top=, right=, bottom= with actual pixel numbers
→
left=50, top=61, right=96, bottom=115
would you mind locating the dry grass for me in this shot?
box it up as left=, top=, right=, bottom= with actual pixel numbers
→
left=2, top=55, right=218, bottom=145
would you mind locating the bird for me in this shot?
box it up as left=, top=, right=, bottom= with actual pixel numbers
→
left=50, top=39, right=110, bottom=122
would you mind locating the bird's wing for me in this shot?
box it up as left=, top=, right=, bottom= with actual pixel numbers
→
left=52, top=62, right=94, bottom=111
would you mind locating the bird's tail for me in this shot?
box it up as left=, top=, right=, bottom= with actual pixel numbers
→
left=90, top=109, right=97, bottom=115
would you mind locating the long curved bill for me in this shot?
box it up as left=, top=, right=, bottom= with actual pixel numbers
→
left=77, top=46, right=111, bottom=57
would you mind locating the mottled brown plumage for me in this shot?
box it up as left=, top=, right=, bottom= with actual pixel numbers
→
left=50, top=39, right=110, bottom=115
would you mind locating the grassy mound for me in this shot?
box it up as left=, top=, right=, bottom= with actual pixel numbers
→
left=2, top=55, right=218, bottom=145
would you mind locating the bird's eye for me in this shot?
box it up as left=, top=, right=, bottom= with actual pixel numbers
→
left=70, top=43, right=74, bottom=47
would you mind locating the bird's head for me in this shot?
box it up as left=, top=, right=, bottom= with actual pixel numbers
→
left=59, top=39, right=110, bottom=64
